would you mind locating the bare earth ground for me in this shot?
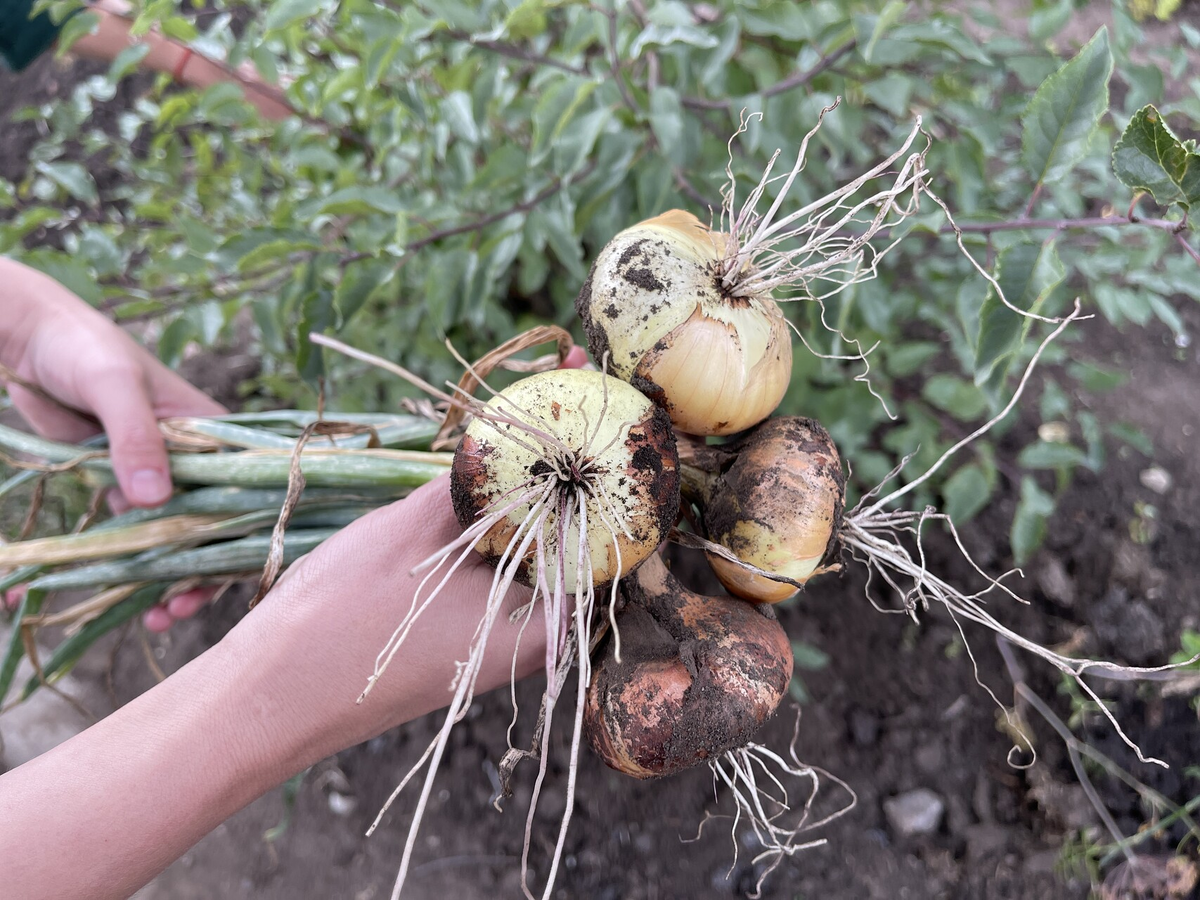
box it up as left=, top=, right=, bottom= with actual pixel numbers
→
left=3, top=23, right=1200, bottom=900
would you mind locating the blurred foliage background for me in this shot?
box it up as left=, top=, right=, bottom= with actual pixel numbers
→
left=4, top=0, right=1199, bottom=562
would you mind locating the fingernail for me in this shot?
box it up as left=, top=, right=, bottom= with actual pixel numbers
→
left=130, top=469, right=172, bottom=506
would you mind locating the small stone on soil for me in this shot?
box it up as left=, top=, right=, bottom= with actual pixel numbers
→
left=883, top=788, right=945, bottom=837
left=1037, top=555, right=1076, bottom=608
left=1139, top=465, right=1173, bottom=495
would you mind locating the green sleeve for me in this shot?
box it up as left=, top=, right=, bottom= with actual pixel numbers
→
left=0, top=0, right=70, bottom=72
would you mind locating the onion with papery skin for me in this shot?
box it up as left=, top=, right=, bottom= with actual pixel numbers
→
left=691, top=417, right=844, bottom=603
left=576, top=210, right=792, bottom=437
left=450, top=369, right=680, bottom=591
left=583, top=553, right=793, bottom=778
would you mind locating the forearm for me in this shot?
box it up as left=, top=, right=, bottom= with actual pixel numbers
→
left=70, top=4, right=283, bottom=104
left=0, top=487, right=545, bottom=900
left=71, top=4, right=193, bottom=80
left=0, top=636, right=307, bottom=900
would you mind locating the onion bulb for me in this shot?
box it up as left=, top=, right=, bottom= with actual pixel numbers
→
left=576, top=210, right=792, bottom=437
left=696, top=417, right=844, bottom=603
left=450, top=369, right=680, bottom=592
left=583, top=553, right=793, bottom=778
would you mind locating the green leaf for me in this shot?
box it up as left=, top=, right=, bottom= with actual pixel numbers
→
left=158, top=316, right=198, bottom=367
left=442, top=91, right=480, bottom=145
left=335, top=259, right=395, bottom=326
left=296, top=290, right=336, bottom=389
left=1112, top=105, right=1200, bottom=212
left=107, top=43, right=151, bottom=82
left=111, top=300, right=164, bottom=320
left=861, top=0, right=907, bottom=63
left=531, top=76, right=600, bottom=166
left=76, top=227, right=122, bottom=277
left=1108, top=422, right=1153, bottom=456
left=887, top=341, right=942, bottom=377
left=942, top=463, right=992, bottom=524
left=214, top=229, right=320, bottom=272
left=298, top=187, right=405, bottom=220
left=159, top=16, right=198, bottom=42
left=1011, top=476, right=1055, bottom=565
left=649, top=87, right=684, bottom=166
left=54, top=10, right=99, bottom=57
left=264, top=0, right=332, bottom=31
left=552, top=107, right=611, bottom=177
left=791, top=641, right=830, bottom=671
left=0, top=589, right=46, bottom=706
left=629, top=23, right=719, bottom=58
left=1067, top=360, right=1128, bottom=392
left=19, top=250, right=102, bottom=304
left=1021, top=28, right=1113, bottom=186
left=1028, top=0, right=1073, bottom=41
left=975, top=240, right=1064, bottom=383
left=788, top=674, right=811, bottom=704
left=34, top=161, right=98, bottom=206
left=1017, top=440, right=1088, bottom=469
left=922, top=374, right=988, bottom=421
left=505, top=0, right=548, bottom=39
left=1039, top=379, right=1071, bottom=421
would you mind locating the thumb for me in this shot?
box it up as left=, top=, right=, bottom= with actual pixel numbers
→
left=81, top=367, right=174, bottom=508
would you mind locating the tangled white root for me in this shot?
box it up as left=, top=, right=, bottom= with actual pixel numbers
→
left=691, top=710, right=857, bottom=899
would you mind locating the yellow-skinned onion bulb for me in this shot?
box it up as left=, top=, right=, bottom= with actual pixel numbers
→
left=576, top=210, right=792, bottom=437
left=690, top=417, right=844, bottom=603
left=450, top=369, right=680, bottom=592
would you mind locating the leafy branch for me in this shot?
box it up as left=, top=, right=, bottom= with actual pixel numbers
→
left=682, top=39, right=859, bottom=112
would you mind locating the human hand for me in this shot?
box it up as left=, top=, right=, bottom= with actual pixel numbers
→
left=0, top=258, right=225, bottom=627
left=222, top=474, right=545, bottom=762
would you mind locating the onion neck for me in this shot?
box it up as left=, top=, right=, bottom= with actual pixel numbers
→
left=674, top=434, right=731, bottom=508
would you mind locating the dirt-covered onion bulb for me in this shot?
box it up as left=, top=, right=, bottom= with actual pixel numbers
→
left=583, top=553, right=793, bottom=778
left=701, top=417, right=844, bottom=603
left=576, top=210, right=792, bottom=437
left=450, top=369, right=680, bottom=591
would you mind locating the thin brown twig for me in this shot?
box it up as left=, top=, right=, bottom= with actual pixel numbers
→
left=674, top=169, right=717, bottom=210
left=1175, top=232, right=1200, bottom=265
left=682, top=40, right=858, bottom=111
left=17, top=477, right=46, bottom=541
left=73, top=488, right=107, bottom=534
left=1021, top=183, right=1043, bottom=219
left=939, top=214, right=1188, bottom=237
left=603, top=5, right=640, bottom=118
left=405, top=164, right=596, bottom=255
left=442, top=29, right=587, bottom=76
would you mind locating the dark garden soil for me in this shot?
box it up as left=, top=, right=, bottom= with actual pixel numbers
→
left=4, top=30, right=1200, bottom=900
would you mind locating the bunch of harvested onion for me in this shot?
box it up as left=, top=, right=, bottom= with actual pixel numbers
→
left=1, top=104, right=1179, bottom=900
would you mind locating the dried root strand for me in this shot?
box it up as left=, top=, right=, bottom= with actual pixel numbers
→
left=841, top=300, right=1195, bottom=770
left=715, top=101, right=1065, bottom=419
left=694, top=712, right=856, bottom=900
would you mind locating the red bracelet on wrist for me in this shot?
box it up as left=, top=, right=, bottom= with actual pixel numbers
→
left=172, top=47, right=194, bottom=82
